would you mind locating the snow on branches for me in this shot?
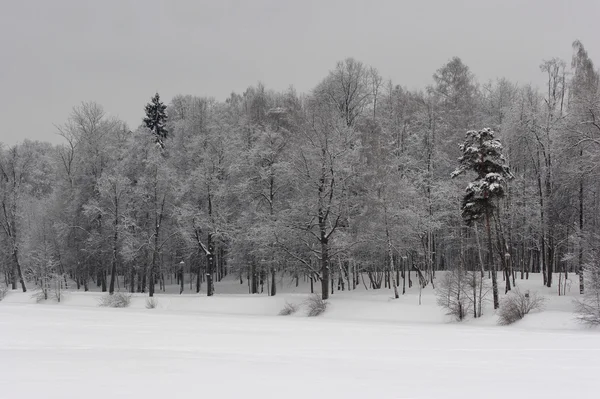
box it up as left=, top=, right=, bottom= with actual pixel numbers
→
left=452, top=128, right=513, bottom=225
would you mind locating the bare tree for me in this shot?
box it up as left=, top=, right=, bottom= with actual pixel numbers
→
left=314, top=58, right=373, bottom=127
left=0, top=145, right=37, bottom=292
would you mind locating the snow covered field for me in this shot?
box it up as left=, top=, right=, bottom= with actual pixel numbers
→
left=1, top=275, right=599, bottom=398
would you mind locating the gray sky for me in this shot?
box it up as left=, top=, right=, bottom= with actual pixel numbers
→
left=1, top=0, right=598, bottom=146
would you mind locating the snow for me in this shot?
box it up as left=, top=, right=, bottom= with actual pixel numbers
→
left=484, top=139, right=503, bottom=150
left=485, top=172, right=503, bottom=181
left=1, top=274, right=599, bottom=399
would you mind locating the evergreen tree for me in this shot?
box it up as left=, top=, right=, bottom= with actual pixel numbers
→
left=143, top=93, right=168, bottom=148
left=452, top=128, right=513, bottom=223
left=452, top=128, right=513, bottom=309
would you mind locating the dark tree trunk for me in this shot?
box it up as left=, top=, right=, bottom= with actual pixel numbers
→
left=270, top=268, right=276, bottom=296
left=129, top=267, right=135, bottom=293
left=196, top=260, right=201, bottom=293
left=101, top=269, right=107, bottom=292
left=320, top=236, right=330, bottom=300
left=546, top=236, right=554, bottom=288
left=250, top=261, right=258, bottom=294
left=12, top=248, right=26, bottom=292
left=486, top=211, right=499, bottom=309
left=149, top=212, right=161, bottom=297
left=83, top=265, right=89, bottom=291
left=108, top=261, right=118, bottom=294
left=206, top=233, right=214, bottom=297
left=11, top=266, right=17, bottom=290
left=179, top=267, right=184, bottom=294
left=205, top=185, right=215, bottom=296
left=402, top=257, right=406, bottom=295
left=141, top=267, right=146, bottom=293
left=331, top=274, right=334, bottom=295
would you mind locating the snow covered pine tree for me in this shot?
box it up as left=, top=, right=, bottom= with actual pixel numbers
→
left=452, top=128, right=513, bottom=309
left=143, top=93, right=168, bottom=148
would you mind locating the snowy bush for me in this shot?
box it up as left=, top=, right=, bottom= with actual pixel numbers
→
left=575, top=262, right=600, bottom=326
left=465, top=271, right=491, bottom=318
left=31, top=289, right=47, bottom=303
left=52, top=280, right=66, bottom=303
left=305, top=295, right=328, bottom=317
left=98, top=292, right=132, bottom=308
left=436, top=270, right=470, bottom=321
left=30, top=280, right=68, bottom=303
left=30, top=273, right=67, bottom=303
left=0, top=286, right=6, bottom=301
left=497, top=289, right=545, bottom=325
left=145, top=297, right=159, bottom=309
left=278, top=301, right=298, bottom=316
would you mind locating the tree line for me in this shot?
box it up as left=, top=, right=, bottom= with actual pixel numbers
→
left=1, top=40, right=599, bottom=301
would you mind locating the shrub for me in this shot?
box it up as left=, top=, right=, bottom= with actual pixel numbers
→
left=498, top=288, right=545, bottom=325
left=575, top=262, right=600, bottom=326
left=436, top=270, right=470, bottom=321
left=465, top=271, right=491, bottom=318
left=575, top=299, right=600, bottom=326
left=305, top=294, right=328, bottom=317
left=29, top=274, right=68, bottom=303
left=145, top=297, right=159, bottom=309
left=31, top=289, right=47, bottom=303
left=51, top=284, right=66, bottom=303
left=30, top=281, right=68, bottom=303
left=50, top=275, right=66, bottom=303
left=0, top=286, right=7, bottom=302
left=98, top=292, right=132, bottom=308
left=278, top=301, right=298, bottom=316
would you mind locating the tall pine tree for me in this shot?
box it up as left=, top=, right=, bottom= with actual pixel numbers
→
left=143, top=93, right=168, bottom=148
left=452, top=128, right=513, bottom=309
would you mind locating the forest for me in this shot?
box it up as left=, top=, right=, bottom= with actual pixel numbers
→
left=1, top=40, right=599, bottom=315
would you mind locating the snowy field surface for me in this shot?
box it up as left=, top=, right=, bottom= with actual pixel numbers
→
left=1, top=274, right=599, bottom=399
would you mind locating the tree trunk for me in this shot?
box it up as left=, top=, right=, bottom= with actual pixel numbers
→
left=250, top=261, right=258, bottom=294
left=10, top=266, right=16, bottom=290
left=493, top=214, right=511, bottom=294
left=330, top=275, right=334, bottom=296
left=473, top=221, right=485, bottom=278
left=320, top=236, right=330, bottom=300
left=386, top=233, right=399, bottom=299
left=486, top=211, right=499, bottom=309
left=270, top=267, right=276, bottom=296
left=149, top=239, right=159, bottom=297
left=402, top=257, right=406, bottom=295
left=109, top=216, right=119, bottom=294
left=101, top=269, right=107, bottom=293
left=206, top=233, right=214, bottom=297
left=473, top=271, right=477, bottom=318
left=129, top=266, right=135, bottom=293
left=12, top=247, right=26, bottom=293
left=196, top=260, right=201, bottom=293
left=546, top=235, right=554, bottom=288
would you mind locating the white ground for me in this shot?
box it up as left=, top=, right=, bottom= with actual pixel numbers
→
left=1, top=274, right=599, bottom=398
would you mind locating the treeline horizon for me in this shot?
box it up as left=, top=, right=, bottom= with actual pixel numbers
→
left=1, top=39, right=599, bottom=302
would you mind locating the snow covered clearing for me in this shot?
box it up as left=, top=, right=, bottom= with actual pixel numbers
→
left=1, top=274, right=599, bottom=399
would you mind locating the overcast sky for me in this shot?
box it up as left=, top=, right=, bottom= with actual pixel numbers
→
left=1, top=0, right=598, bottom=146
